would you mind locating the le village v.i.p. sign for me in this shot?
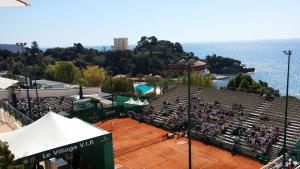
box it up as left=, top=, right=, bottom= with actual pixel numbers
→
left=41, top=139, right=95, bottom=159
left=41, top=135, right=110, bottom=160
left=20, top=134, right=112, bottom=166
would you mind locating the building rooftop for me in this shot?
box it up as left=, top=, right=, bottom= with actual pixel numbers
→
left=35, top=79, right=79, bottom=89
left=193, top=60, right=206, bottom=67
left=0, top=76, right=19, bottom=89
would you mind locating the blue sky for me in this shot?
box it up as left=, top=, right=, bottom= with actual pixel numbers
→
left=0, top=0, right=300, bottom=47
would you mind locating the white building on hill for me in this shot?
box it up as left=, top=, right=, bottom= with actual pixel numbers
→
left=113, top=38, right=128, bottom=51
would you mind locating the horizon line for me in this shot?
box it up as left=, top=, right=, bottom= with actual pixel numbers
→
left=2, top=37, right=299, bottom=49
left=43, top=37, right=300, bottom=49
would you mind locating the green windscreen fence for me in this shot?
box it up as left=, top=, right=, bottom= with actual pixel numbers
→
left=295, top=138, right=300, bottom=161
left=0, top=99, right=33, bottom=126
left=115, top=96, right=132, bottom=107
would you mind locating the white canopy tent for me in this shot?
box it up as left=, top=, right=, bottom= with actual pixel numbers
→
left=0, top=0, right=30, bottom=7
left=0, top=76, right=19, bottom=89
left=135, top=98, right=144, bottom=106
left=125, top=97, right=136, bottom=105
left=143, top=99, right=149, bottom=105
left=125, top=98, right=149, bottom=106
left=0, top=112, right=110, bottom=161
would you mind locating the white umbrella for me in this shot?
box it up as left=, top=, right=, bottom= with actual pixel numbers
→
left=125, top=98, right=136, bottom=105
left=0, top=0, right=30, bottom=7
left=143, top=99, right=149, bottom=105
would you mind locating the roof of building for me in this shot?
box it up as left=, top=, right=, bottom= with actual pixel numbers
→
left=35, top=79, right=79, bottom=89
left=193, top=60, right=206, bottom=67
left=0, top=76, right=19, bottom=89
left=168, top=60, right=207, bottom=71
left=113, top=74, right=127, bottom=79
left=99, top=92, right=112, bottom=98
left=154, top=75, right=162, bottom=78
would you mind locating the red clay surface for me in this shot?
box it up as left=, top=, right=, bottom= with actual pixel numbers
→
left=96, top=118, right=263, bottom=169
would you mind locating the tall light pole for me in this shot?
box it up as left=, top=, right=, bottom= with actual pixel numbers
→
left=108, top=70, right=114, bottom=106
left=16, top=42, right=32, bottom=115
left=282, top=50, right=292, bottom=168
left=180, top=53, right=195, bottom=169
left=33, top=62, right=41, bottom=115
left=16, top=42, right=27, bottom=53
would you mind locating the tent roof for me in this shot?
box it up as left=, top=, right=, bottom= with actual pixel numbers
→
left=136, top=98, right=144, bottom=106
left=125, top=97, right=136, bottom=105
left=0, top=0, right=30, bottom=7
left=143, top=99, right=149, bottom=105
left=0, top=76, right=19, bottom=89
left=0, top=112, right=109, bottom=160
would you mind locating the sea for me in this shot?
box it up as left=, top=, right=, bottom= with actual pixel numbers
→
left=182, top=39, right=300, bottom=98
left=89, top=39, right=300, bottom=98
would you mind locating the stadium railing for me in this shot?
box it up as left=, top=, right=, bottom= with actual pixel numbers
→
left=260, top=155, right=283, bottom=169
left=0, top=99, right=33, bottom=126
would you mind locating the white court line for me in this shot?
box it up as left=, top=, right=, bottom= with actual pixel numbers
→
left=163, top=141, right=218, bottom=164
left=119, top=155, right=145, bottom=169
left=115, top=134, right=218, bottom=169
left=114, top=159, right=133, bottom=169
left=199, top=161, right=217, bottom=169
left=122, top=126, right=152, bottom=135
left=174, top=140, right=218, bottom=163
left=129, top=147, right=168, bottom=169
left=120, top=140, right=217, bottom=169
left=117, top=127, right=162, bottom=140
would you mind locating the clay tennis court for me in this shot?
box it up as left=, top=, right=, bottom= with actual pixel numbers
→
left=96, top=118, right=263, bottom=169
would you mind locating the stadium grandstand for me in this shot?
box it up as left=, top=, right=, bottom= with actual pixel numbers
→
left=2, top=79, right=300, bottom=168
left=0, top=76, right=102, bottom=125
left=131, top=85, right=300, bottom=163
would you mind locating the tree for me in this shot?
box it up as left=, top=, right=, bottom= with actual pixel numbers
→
left=102, top=78, right=132, bottom=93
left=205, top=55, right=247, bottom=74
left=238, top=79, right=250, bottom=91
left=174, top=42, right=184, bottom=53
left=54, top=61, right=78, bottom=83
left=227, top=73, right=279, bottom=96
left=30, top=41, right=41, bottom=54
left=227, top=78, right=237, bottom=89
left=112, top=78, right=132, bottom=93
left=0, top=140, right=14, bottom=169
left=27, top=41, right=43, bottom=66
left=73, top=43, right=84, bottom=53
left=44, top=64, right=56, bottom=80
left=183, top=71, right=213, bottom=88
left=42, top=56, right=55, bottom=65
left=0, top=37, right=195, bottom=80
left=11, top=61, right=24, bottom=75
left=148, top=36, right=158, bottom=45
left=82, top=66, right=107, bottom=87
